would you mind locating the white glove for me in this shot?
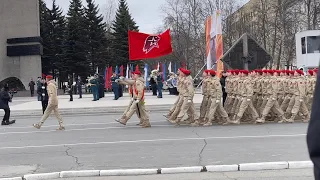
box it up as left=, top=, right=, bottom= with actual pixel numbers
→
left=42, top=93, right=45, bottom=97
left=299, top=99, right=303, bottom=102
left=115, top=79, right=119, bottom=83
left=119, top=76, right=124, bottom=80
left=131, top=98, right=134, bottom=101
left=215, top=100, right=220, bottom=103
left=247, top=99, right=251, bottom=101
left=311, top=95, right=313, bottom=98
left=188, top=99, right=192, bottom=103
left=135, top=100, right=140, bottom=104
left=272, top=98, right=276, bottom=100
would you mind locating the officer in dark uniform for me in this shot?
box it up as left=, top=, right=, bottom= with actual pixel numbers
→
left=68, top=75, right=73, bottom=101
left=90, top=74, right=99, bottom=101
left=111, top=73, right=119, bottom=100
left=118, top=75, right=123, bottom=98
left=99, top=75, right=105, bottom=98
left=76, top=76, right=83, bottom=99
left=37, top=78, right=49, bottom=114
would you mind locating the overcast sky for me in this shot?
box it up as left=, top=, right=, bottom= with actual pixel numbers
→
left=44, top=0, right=249, bottom=34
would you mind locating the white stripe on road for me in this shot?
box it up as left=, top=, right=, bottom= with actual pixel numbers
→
left=0, top=124, right=174, bottom=135
left=0, top=134, right=306, bottom=150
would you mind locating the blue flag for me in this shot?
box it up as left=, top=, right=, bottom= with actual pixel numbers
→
left=162, top=63, right=167, bottom=80
left=115, top=65, right=119, bottom=75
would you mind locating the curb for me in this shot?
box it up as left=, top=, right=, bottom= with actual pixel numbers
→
left=0, top=161, right=313, bottom=180
left=11, top=104, right=201, bottom=117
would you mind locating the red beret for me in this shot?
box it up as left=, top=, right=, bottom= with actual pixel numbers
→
left=295, top=69, right=304, bottom=75
left=267, top=70, right=274, bottom=74
left=308, top=70, right=314, bottom=76
left=314, top=69, right=318, bottom=73
left=46, top=75, right=53, bottom=79
left=242, top=70, right=249, bottom=75
left=204, top=70, right=209, bottom=74
left=208, top=70, right=216, bottom=76
left=233, top=70, right=239, bottom=75
left=179, top=68, right=190, bottom=75
left=262, top=70, right=268, bottom=74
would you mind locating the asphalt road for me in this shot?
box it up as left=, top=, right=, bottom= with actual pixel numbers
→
left=0, top=112, right=310, bottom=178
left=60, top=169, right=314, bottom=180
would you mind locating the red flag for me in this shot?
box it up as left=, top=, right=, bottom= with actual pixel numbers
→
left=104, top=67, right=108, bottom=89
left=107, top=66, right=113, bottom=89
left=128, top=29, right=173, bottom=60
left=120, top=65, right=124, bottom=76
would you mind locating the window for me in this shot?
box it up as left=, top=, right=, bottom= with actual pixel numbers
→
left=307, top=36, right=320, bottom=53
left=301, top=37, right=306, bottom=54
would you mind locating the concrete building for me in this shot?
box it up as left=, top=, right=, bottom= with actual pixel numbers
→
left=0, top=0, right=42, bottom=90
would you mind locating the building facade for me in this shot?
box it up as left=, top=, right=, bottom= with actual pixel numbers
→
left=0, top=0, right=42, bottom=90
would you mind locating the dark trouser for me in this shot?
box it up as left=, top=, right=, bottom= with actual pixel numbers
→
left=69, top=91, right=73, bottom=101
left=3, top=108, right=10, bottom=121
left=157, top=85, right=163, bottom=98
left=91, top=86, right=99, bottom=101
left=223, top=93, right=227, bottom=106
left=119, top=85, right=123, bottom=97
left=113, top=86, right=119, bottom=100
left=41, top=100, right=48, bottom=114
left=31, top=90, right=34, bottom=97
left=151, top=84, right=157, bottom=95
left=78, top=88, right=82, bottom=98
left=173, top=87, right=178, bottom=95
left=169, top=88, right=173, bottom=95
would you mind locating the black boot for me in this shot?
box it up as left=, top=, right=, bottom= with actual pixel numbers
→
left=3, top=119, right=15, bottom=125
left=1, top=120, right=7, bottom=125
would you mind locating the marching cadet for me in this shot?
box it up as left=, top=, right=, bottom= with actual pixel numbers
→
left=281, top=70, right=294, bottom=113
left=33, top=75, right=65, bottom=130
left=306, top=70, right=316, bottom=110
left=277, top=70, right=286, bottom=105
left=229, top=70, right=240, bottom=117
left=256, top=70, right=287, bottom=124
left=174, top=68, right=196, bottom=125
left=164, top=69, right=184, bottom=122
left=203, top=70, right=231, bottom=126
left=224, top=70, right=234, bottom=114
left=191, top=70, right=210, bottom=126
left=115, top=70, right=151, bottom=128
left=287, top=70, right=310, bottom=123
left=233, top=70, right=259, bottom=124
left=253, top=70, right=263, bottom=113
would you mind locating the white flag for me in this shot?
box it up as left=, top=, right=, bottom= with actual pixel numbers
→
left=157, top=62, right=160, bottom=71
left=168, top=62, right=172, bottom=73
left=126, top=64, right=129, bottom=79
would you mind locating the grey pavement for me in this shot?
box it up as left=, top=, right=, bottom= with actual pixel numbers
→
left=60, top=169, right=314, bottom=180
left=0, top=112, right=310, bottom=178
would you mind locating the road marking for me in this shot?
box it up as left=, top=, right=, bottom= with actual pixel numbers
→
left=0, top=134, right=306, bottom=150
left=0, top=124, right=174, bottom=135
left=0, top=120, right=164, bottom=130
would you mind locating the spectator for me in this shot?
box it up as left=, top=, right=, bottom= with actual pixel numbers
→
left=0, top=84, right=15, bottom=125
left=28, top=78, right=35, bottom=97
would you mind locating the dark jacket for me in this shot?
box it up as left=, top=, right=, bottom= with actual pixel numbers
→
left=37, top=83, right=49, bottom=101
left=156, top=75, right=163, bottom=87
left=307, top=69, right=320, bottom=180
left=0, top=89, right=11, bottom=109
left=220, top=76, right=226, bottom=94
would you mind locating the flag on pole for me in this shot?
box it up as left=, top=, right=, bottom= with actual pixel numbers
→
left=128, top=29, right=173, bottom=60
left=144, top=64, right=149, bottom=87
left=126, top=64, right=129, bottom=79
left=115, top=65, right=119, bottom=75
left=168, top=62, right=172, bottom=73
left=104, top=67, right=109, bottom=89
left=120, top=65, right=124, bottom=76
left=162, top=63, right=167, bottom=80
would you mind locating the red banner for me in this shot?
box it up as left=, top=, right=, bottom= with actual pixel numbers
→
left=128, top=29, right=173, bottom=60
